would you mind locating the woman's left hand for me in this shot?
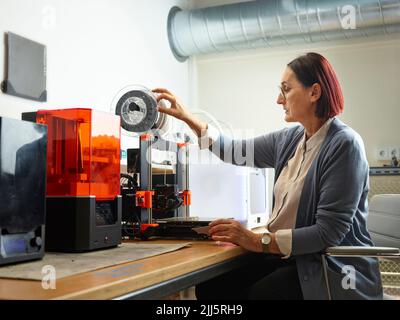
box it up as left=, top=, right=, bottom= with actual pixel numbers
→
left=209, top=219, right=263, bottom=252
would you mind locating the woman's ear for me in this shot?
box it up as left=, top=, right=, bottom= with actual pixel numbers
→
left=310, top=83, right=322, bottom=103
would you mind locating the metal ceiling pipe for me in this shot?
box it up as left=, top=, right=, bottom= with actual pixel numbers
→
left=167, top=0, right=400, bottom=61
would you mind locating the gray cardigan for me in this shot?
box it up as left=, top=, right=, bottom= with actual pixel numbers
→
left=210, top=118, right=382, bottom=300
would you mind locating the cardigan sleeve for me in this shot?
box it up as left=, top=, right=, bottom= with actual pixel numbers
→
left=291, top=132, right=369, bottom=255
left=205, top=125, right=288, bottom=168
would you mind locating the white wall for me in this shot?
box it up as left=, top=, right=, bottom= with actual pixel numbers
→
left=194, top=35, right=400, bottom=166
left=0, top=0, right=190, bottom=119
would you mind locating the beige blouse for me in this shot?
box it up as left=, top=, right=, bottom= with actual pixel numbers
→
left=269, top=118, right=334, bottom=258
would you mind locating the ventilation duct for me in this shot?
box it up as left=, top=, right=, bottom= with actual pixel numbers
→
left=167, top=0, right=400, bottom=61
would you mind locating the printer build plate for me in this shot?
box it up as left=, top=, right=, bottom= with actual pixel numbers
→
left=141, top=216, right=218, bottom=240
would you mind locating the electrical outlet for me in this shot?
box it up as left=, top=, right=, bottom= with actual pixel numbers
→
left=388, top=147, right=399, bottom=158
left=376, top=147, right=390, bottom=161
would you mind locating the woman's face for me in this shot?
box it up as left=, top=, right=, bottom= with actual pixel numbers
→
left=277, top=67, right=317, bottom=123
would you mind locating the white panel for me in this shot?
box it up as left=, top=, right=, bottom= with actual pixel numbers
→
left=249, top=169, right=266, bottom=214
left=189, top=146, right=270, bottom=228
left=189, top=147, right=248, bottom=222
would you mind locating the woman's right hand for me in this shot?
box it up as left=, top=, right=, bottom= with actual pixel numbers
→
left=152, top=88, right=191, bottom=122
left=152, top=88, right=208, bottom=137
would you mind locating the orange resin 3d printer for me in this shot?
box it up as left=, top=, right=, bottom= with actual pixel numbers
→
left=23, top=108, right=122, bottom=252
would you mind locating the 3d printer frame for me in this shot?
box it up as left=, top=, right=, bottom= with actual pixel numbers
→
left=121, top=134, right=192, bottom=239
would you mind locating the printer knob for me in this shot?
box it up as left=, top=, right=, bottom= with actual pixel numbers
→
left=30, top=236, right=42, bottom=248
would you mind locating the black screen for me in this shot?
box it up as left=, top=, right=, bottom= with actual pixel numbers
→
left=0, top=118, right=47, bottom=233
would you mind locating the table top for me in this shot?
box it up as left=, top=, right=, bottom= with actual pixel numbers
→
left=0, top=239, right=248, bottom=300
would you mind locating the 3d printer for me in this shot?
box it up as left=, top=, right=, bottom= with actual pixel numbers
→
left=22, top=108, right=122, bottom=252
left=120, top=135, right=203, bottom=239
left=0, top=117, right=47, bottom=265
left=114, top=86, right=209, bottom=240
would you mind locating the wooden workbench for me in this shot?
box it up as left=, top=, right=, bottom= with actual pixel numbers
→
left=0, top=240, right=252, bottom=300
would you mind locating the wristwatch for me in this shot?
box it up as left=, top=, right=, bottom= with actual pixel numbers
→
left=261, top=232, right=272, bottom=253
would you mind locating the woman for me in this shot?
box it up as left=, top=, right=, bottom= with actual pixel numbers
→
left=153, top=52, right=382, bottom=300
